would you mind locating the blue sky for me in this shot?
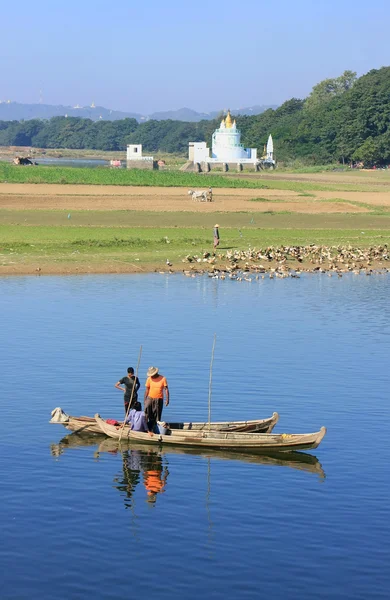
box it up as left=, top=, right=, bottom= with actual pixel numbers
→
left=0, top=0, right=388, bottom=113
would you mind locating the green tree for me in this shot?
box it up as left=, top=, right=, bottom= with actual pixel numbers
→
left=305, top=70, right=357, bottom=110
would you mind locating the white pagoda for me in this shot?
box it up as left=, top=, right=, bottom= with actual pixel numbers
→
left=188, top=110, right=258, bottom=167
left=260, top=134, right=276, bottom=167
left=211, top=110, right=256, bottom=161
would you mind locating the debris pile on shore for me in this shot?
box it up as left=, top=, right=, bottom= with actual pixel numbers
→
left=181, top=245, right=390, bottom=279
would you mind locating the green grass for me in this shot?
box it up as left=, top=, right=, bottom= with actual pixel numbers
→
left=248, top=197, right=286, bottom=203
left=0, top=163, right=270, bottom=189
left=1, top=223, right=390, bottom=254
left=280, top=164, right=349, bottom=173
left=2, top=163, right=390, bottom=193
left=2, top=208, right=390, bottom=229
left=2, top=214, right=390, bottom=272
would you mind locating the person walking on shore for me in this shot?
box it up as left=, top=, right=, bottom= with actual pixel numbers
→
left=115, top=367, right=140, bottom=415
left=213, top=224, right=220, bottom=249
left=144, top=366, right=169, bottom=432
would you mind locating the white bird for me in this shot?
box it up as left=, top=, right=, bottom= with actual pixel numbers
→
left=166, top=259, right=172, bottom=266
left=67, top=213, right=71, bottom=219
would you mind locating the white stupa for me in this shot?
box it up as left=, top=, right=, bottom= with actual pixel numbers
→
left=266, top=134, right=273, bottom=161
left=188, top=110, right=258, bottom=166
left=260, top=134, right=276, bottom=166
left=211, top=110, right=256, bottom=161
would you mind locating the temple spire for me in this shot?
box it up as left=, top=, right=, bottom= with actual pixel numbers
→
left=225, top=110, right=233, bottom=129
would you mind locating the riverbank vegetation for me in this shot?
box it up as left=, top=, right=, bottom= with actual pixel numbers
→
left=0, top=67, right=389, bottom=165
left=1, top=209, right=389, bottom=275
left=1, top=163, right=389, bottom=193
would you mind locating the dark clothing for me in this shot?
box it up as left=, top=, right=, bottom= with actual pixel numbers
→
left=124, top=400, right=133, bottom=415
left=213, top=227, right=220, bottom=248
left=120, top=376, right=140, bottom=415
left=144, top=396, right=163, bottom=431
left=119, top=376, right=140, bottom=402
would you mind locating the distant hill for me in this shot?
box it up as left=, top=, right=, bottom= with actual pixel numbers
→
left=0, top=102, right=276, bottom=123
left=1, top=68, right=388, bottom=165
left=0, top=102, right=142, bottom=122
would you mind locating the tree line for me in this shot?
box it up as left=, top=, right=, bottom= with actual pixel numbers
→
left=0, top=67, right=389, bottom=165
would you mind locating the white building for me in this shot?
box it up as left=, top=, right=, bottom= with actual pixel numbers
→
left=126, top=144, right=156, bottom=169
left=126, top=144, right=154, bottom=162
left=188, top=110, right=258, bottom=166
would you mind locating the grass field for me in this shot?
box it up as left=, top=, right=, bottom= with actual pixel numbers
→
left=1, top=212, right=389, bottom=275
left=2, top=163, right=390, bottom=193
left=1, top=166, right=390, bottom=275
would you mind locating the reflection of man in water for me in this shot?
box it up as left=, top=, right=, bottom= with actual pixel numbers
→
left=114, top=449, right=142, bottom=506
left=142, top=451, right=169, bottom=504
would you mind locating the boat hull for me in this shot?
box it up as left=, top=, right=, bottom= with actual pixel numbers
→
left=94, top=414, right=326, bottom=453
left=51, top=410, right=279, bottom=435
left=64, top=416, right=103, bottom=435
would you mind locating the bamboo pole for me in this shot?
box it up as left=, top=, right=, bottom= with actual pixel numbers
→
left=119, top=345, right=143, bottom=443
left=208, top=334, right=216, bottom=430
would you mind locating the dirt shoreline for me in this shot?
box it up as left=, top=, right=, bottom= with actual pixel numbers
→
left=1, top=257, right=388, bottom=277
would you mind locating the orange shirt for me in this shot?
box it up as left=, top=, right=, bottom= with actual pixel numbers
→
left=145, top=375, right=167, bottom=399
left=144, top=470, right=166, bottom=494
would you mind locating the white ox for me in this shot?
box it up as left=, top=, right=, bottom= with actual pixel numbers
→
left=188, top=189, right=211, bottom=202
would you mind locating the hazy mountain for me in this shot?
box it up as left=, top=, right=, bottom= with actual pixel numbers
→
left=143, top=107, right=211, bottom=122
left=0, top=102, right=277, bottom=123
left=0, top=102, right=142, bottom=122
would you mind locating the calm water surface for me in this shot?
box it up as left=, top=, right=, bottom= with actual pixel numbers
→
left=1, top=274, right=389, bottom=600
left=34, top=157, right=111, bottom=168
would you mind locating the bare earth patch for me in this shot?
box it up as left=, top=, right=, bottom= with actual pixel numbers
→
left=0, top=183, right=378, bottom=213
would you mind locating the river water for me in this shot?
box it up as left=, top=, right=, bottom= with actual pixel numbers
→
left=33, top=157, right=112, bottom=168
left=1, top=273, right=389, bottom=600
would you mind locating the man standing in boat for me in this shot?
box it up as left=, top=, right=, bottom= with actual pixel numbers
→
left=144, top=366, right=169, bottom=432
left=115, top=367, right=140, bottom=415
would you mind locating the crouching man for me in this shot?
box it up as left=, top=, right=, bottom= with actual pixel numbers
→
left=126, top=401, right=148, bottom=432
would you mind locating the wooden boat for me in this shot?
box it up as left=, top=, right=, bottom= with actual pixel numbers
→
left=53, top=414, right=103, bottom=435
left=95, top=414, right=326, bottom=453
left=164, top=412, right=279, bottom=433
left=50, top=433, right=326, bottom=478
left=50, top=408, right=279, bottom=435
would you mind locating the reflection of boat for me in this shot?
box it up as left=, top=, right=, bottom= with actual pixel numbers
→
left=50, top=433, right=325, bottom=479
left=98, top=438, right=326, bottom=479
left=95, top=414, right=326, bottom=453
left=50, top=407, right=279, bottom=435
left=50, top=433, right=100, bottom=457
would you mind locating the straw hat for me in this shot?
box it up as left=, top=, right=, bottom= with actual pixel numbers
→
left=214, top=224, right=219, bottom=228
left=147, top=366, right=159, bottom=377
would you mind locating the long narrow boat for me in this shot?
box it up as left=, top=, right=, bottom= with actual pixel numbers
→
left=95, top=414, right=326, bottom=453
left=50, top=408, right=279, bottom=435
left=49, top=433, right=326, bottom=479
left=51, top=413, right=103, bottom=435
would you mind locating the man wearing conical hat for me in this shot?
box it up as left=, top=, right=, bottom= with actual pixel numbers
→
left=144, top=367, right=169, bottom=433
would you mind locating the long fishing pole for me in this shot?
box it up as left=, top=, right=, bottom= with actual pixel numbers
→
left=208, top=334, right=216, bottom=430
left=119, top=345, right=143, bottom=443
